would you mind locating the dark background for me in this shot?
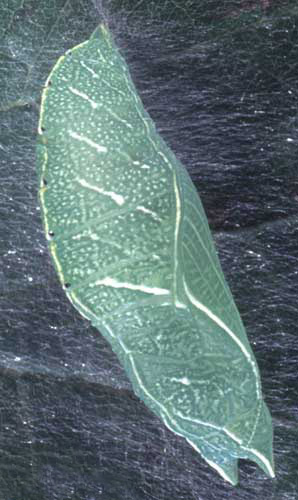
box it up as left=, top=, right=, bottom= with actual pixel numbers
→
left=1, top=0, right=298, bottom=498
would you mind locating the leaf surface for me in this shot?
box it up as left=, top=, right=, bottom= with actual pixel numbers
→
left=36, top=24, right=274, bottom=485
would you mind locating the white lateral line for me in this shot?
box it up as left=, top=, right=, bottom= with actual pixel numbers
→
left=69, top=86, right=98, bottom=109
left=69, top=291, right=100, bottom=323
left=177, top=412, right=244, bottom=447
left=242, top=446, right=275, bottom=478
left=202, top=456, right=236, bottom=485
left=183, top=277, right=260, bottom=388
left=68, top=130, right=107, bottom=153
left=177, top=412, right=245, bottom=446
left=176, top=411, right=222, bottom=431
left=77, top=178, right=125, bottom=206
left=173, top=173, right=181, bottom=306
left=93, top=277, right=170, bottom=296
left=187, top=437, right=238, bottom=485
left=223, top=428, right=243, bottom=445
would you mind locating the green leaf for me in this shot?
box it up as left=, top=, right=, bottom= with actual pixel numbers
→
left=36, top=24, right=274, bottom=485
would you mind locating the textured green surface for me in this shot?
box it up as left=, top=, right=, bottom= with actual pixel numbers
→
left=36, top=24, right=274, bottom=485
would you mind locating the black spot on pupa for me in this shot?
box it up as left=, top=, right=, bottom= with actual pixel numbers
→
left=43, top=178, right=48, bottom=186
left=41, top=126, right=46, bottom=132
left=48, top=231, right=55, bottom=238
left=64, top=283, right=71, bottom=289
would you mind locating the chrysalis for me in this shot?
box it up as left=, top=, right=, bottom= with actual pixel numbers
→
left=36, top=24, right=274, bottom=484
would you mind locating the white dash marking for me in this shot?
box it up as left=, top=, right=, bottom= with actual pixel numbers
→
left=80, top=61, right=99, bottom=78
left=176, top=301, right=187, bottom=309
left=92, top=277, right=170, bottom=296
left=90, top=233, right=99, bottom=240
left=69, top=86, right=99, bottom=109
left=132, top=161, right=150, bottom=169
left=77, top=178, right=125, bottom=206
left=172, top=376, right=191, bottom=386
left=180, top=376, right=190, bottom=385
left=136, top=206, right=161, bottom=221
left=68, top=130, right=107, bottom=153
